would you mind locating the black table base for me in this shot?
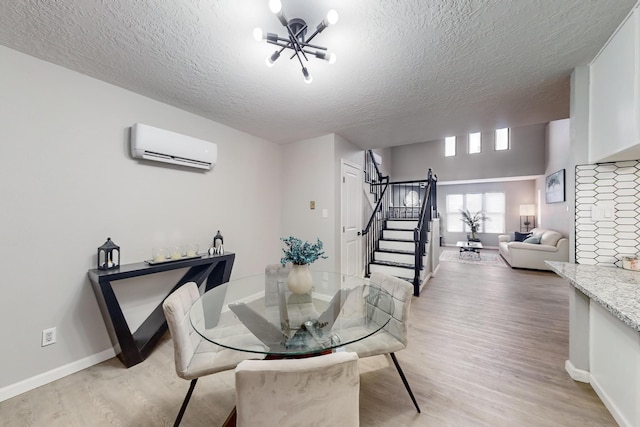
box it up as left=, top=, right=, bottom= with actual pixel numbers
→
left=88, top=253, right=235, bottom=368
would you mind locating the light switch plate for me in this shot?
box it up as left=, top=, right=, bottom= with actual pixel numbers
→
left=591, top=202, right=615, bottom=221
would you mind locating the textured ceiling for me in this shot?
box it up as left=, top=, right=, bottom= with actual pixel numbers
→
left=0, top=0, right=635, bottom=149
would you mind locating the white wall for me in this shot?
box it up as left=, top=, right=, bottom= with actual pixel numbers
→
left=280, top=135, right=337, bottom=272
left=567, top=66, right=592, bottom=372
left=389, top=123, right=547, bottom=182
left=280, top=134, right=365, bottom=274
left=0, top=46, right=283, bottom=393
left=570, top=66, right=591, bottom=264
left=535, top=119, right=572, bottom=237
left=334, top=134, right=365, bottom=273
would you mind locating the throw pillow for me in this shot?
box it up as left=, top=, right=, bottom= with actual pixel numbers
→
left=514, top=231, right=531, bottom=242
left=523, top=235, right=541, bottom=244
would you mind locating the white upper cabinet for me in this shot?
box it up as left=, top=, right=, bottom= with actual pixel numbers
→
left=589, top=6, right=640, bottom=163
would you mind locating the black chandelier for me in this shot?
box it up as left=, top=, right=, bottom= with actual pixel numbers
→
left=253, top=0, right=338, bottom=83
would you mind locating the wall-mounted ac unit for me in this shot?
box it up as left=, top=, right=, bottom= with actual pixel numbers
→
left=130, top=123, right=217, bottom=170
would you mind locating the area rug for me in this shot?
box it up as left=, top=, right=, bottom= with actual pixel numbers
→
left=439, top=248, right=509, bottom=268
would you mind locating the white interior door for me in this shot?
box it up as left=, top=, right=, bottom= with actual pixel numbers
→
left=341, top=160, right=362, bottom=276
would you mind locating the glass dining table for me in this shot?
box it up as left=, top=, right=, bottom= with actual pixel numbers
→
left=189, top=270, right=394, bottom=357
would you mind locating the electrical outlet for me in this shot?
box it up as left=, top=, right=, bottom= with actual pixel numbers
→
left=42, top=327, right=56, bottom=347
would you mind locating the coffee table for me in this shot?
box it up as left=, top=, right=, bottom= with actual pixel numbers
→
left=456, top=241, right=483, bottom=259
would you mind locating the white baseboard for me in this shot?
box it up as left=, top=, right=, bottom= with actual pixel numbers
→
left=432, top=263, right=440, bottom=277
left=590, top=373, right=632, bottom=427
left=564, top=359, right=590, bottom=383
left=418, top=272, right=432, bottom=293
left=565, top=360, right=632, bottom=427
left=0, top=347, right=116, bottom=403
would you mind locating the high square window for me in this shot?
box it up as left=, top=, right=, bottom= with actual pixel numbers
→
left=469, top=132, right=481, bottom=154
left=495, top=128, right=510, bottom=150
left=445, top=136, right=456, bottom=157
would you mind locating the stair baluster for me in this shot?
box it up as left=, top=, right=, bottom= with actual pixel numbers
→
left=361, top=151, right=438, bottom=297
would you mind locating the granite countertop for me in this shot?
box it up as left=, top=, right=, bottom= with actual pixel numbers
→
left=546, top=261, right=640, bottom=332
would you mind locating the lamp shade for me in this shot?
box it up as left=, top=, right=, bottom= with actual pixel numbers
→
left=519, top=204, right=535, bottom=216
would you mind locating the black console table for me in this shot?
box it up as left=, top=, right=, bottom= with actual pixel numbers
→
left=88, top=253, right=235, bottom=368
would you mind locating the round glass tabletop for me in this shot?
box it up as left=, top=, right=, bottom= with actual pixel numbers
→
left=189, top=271, right=394, bottom=356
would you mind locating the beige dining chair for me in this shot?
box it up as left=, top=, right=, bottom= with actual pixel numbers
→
left=234, top=351, right=360, bottom=427
left=162, top=281, right=265, bottom=426
left=343, top=272, right=421, bottom=413
left=264, top=263, right=291, bottom=327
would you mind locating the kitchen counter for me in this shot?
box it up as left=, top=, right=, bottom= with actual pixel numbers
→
left=546, top=261, right=640, bottom=427
left=546, top=261, right=640, bottom=332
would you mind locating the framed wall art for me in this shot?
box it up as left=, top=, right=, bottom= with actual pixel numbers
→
left=545, top=169, right=565, bottom=203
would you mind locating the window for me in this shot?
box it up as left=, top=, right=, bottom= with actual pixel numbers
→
left=445, top=136, right=456, bottom=157
left=484, top=192, right=505, bottom=233
left=445, top=194, right=463, bottom=232
left=465, top=193, right=483, bottom=231
left=495, top=128, right=509, bottom=150
left=469, top=132, right=481, bottom=154
left=446, top=192, right=505, bottom=233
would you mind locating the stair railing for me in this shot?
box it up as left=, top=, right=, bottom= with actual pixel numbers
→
left=412, top=169, right=437, bottom=296
left=364, top=150, right=383, bottom=187
left=361, top=150, right=389, bottom=277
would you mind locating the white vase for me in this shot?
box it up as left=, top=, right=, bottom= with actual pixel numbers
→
left=287, top=264, right=313, bottom=294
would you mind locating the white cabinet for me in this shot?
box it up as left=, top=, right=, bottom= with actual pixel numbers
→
left=590, top=302, right=640, bottom=427
left=589, top=6, right=640, bottom=163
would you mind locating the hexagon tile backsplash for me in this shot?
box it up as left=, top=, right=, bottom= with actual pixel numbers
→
left=575, top=160, right=640, bottom=267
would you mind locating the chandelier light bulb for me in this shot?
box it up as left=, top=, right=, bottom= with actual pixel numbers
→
left=253, top=27, right=263, bottom=42
left=268, top=0, right=282, bottom=14
left=302, top=67, right=313, bottom=84
left=326, top=9, right=339, bottom=25
left=328, top=53, right=337, bottom=64
left=266, top=51, right=279, bottom=67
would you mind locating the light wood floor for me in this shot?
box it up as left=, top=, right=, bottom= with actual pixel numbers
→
left=0, top=257, right=616, bottom=426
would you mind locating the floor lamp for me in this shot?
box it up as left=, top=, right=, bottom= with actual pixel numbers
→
left=519, top=204, right=536, bottom=232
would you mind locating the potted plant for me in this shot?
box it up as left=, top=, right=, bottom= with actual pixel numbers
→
left=280, top=237, right=327, bottom=294
left=460, top=209, right=488, bottom=242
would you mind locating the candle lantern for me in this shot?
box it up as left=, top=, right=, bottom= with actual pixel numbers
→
left=97, top=237, right=120, bottom=270
left=209, top=230, right=224, bottom=255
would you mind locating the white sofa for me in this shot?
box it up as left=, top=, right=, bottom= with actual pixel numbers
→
left=498, top=228, right=569, bottom=270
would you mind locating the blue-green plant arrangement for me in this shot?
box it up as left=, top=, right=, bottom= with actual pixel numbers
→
left=280, top=236, right=327, bottom=266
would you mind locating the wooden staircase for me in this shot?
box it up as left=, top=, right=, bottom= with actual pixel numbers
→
left=361, top=150, right=438, bottom=296
left=369, top=219, right=428, bottom=281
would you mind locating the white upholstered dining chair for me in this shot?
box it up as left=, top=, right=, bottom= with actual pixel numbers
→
left=264, top=263, right=291, bottom=327
left=234, top=351, right=360, bottom=427
left=343, top=272, right=421, bottom=413
left=162, top=281, right=265, bottom=426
